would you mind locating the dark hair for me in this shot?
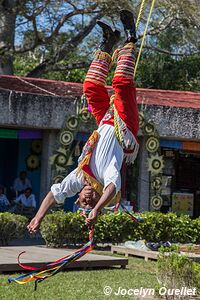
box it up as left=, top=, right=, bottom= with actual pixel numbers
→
left=25, top=187, right=32, bottom=193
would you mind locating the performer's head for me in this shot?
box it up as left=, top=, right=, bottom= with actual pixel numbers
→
left=75, top=185, right=100, bottom=209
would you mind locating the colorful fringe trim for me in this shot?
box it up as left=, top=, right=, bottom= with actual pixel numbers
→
left=77, top=126, right=122, bottom=202
left=113, top=43, right=136, bottom=79
left=77, top=130, right=100, bottom=174
left=8, top=228, right=94, bottom=290
left=113, top=105, right=139, bottom=164
left=85, top=50, right=111, bottom=86
left=77, top=131, right=121, bottom=202
left=81, top=166, right=104, bottom=196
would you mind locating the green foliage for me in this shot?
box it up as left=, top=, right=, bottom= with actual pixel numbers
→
left=136, top=25, right=200, bottom=91
left=40, top=211, right=73, bottom=247
left=0, top=212, right=28, bottom=245
left=40, top=211, right=200, bottom=247
left=191, top=218, right=200, bottom=244
left=136, top=212, right=177, bottom=242
left=14, top=54, right=39, bottom=76
left=67, top=212, right=88, bottom=244
left=193, top=263, right=200, bottom=292
left=94, top=212, right=134, bottom=243
left=157, top=249, right=200, bottom=299
left=40, top=211, right=89, bottom=247
left=43, top=68, right=88, bottom=83
left=171, top=214, right=195, bottom=243
left=137, top=53, right=200, bottom=91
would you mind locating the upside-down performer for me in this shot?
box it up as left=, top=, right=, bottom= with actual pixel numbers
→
left=28, top=10, right=139, bottom=233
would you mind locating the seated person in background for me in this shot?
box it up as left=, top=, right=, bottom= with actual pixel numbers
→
left=15, top=187, right=36, bottom=208
left=10, top=188, right=36, bottom=217
left=13, top=171, right=32, bottom=196
left=0, top=185, right=10, bottom=212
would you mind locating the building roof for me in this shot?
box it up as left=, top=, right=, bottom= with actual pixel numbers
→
left=0, top=75, right=83, bottom=98
left=0, top=74, right=200, bottom=109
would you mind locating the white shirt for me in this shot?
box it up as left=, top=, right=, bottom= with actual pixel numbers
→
left=15, top=194, right=36, bottom=208
left=13, top=178, right=32, bottom=193
left=90, top=124, right=123, bottom=190
left=51, top=124, right=124, bottom=204
left=0, top=194, right=10, bottom=206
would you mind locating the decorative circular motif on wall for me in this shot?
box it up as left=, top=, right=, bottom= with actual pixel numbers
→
left=151, top=177, right=162, bottom=190
left=146, top=136, right=159, bottom=153
left=31, top=140, right=42, bottom=154
left=26, top=154, right=40, bottom=170
left=151, top=195, right=163, bottom=210
left=139, top=112, right=145, bottom=128
left=143, top=122, right=155, bottom=135
left=55, top=154, right=67, bottom=167
left=79, top=108, right=92, bottom=123
left=148, top=154, right=164, bottom=174
left=66, top=116, right=79, bottom=131
left=53, top=175, right=65, bottom=184
left=59, top=131, right=73, bottom=146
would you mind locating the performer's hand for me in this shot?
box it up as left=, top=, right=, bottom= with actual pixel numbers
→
left=27, top=217, right=41, bottom=234
left=86, top=208, right=98, bottom=227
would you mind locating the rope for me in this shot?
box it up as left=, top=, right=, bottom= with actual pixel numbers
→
left=135, top=0, right=146, bottom=30
left=134, top=0, right=157, bottom=77
left=15, top=76, right=60, bottom=97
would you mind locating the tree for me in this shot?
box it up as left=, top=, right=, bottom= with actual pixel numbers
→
left=137, top=25, right=200, bottom=91
left=0, top=0, right=20, bottom=74
left=0, top=0, right=199, bottom=89
left=0, top=0, right=132, bottom=76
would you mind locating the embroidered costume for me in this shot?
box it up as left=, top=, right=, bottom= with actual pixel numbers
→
left=51, top=12, right=139, bottom=204
left=51, top=43, right=139, bottom=204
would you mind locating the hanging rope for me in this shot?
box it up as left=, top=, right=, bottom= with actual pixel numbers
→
left=135, top=0, right=146, bottom=30
left=134, top=0, right=157, bottom=77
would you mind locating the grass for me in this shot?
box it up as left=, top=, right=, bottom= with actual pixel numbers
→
left=0, top=253, right=158, bottom=300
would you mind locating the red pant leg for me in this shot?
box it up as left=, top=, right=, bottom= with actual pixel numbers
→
left=112, top=43, right=139, bottom=137
left=83, top=81, right=110, bottom=125
left=83, top=51, right=111, bottom=125
left=112, top=76, right=139, bottom=137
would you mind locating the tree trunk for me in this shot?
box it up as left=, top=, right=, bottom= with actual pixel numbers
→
left=0, top=0, right=17, bottom=74
left=27, top=13, right=102, bottom=78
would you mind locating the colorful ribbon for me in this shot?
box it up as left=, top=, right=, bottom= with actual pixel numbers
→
left=8, top=204, right=142, bottom=290
left=8, top=227, right=94, bottom=291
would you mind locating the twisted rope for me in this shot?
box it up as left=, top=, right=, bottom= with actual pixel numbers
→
left=135, top=0, right=146, bottom=30
left=134, top=0, right=157, bottom=77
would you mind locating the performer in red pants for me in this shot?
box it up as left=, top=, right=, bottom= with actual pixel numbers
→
left=27, top=10, right=139, bottom=233
left=77, top=11, right=139, bottom=225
